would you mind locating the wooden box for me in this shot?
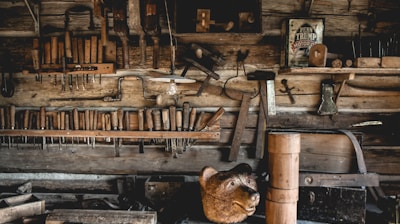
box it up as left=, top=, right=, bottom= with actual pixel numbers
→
left=298, top=187, right=366, bottom=224
left=280, top=18, right=324, bottom=67
left=0, top=194, right=45, bottom=223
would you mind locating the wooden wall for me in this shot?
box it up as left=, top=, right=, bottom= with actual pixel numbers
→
left=0, top=0, right=399, bottom=195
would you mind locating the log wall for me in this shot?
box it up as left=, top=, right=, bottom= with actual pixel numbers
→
left=0, top=0, right=399, bottom=196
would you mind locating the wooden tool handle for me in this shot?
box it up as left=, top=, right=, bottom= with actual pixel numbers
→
left=138, top=109, right=144, bottom=131
left=152, top=110, right=161, bottom=131
left=93, top=110, right=98, bottom=130
left=24, top=110, right=30, bottom=129
left=169, top=106, right=176, bottom=131
left=73, top=108, right=79, bottom=130
left=85, top=110, right=90, bottom=130
left=101, top=113, right=106, bottom=131
left=89, top=110, right=94, bottom=130
left=0, top=108, right=4, bottom=129
left=194, top=111, right=205, bottom=131
left=84, top=38, right=91, bottom=64
left=60, top=111, right=65, bottom=130
left=162, top=108, right=170, bottom=131
left=176, top=110, right=182, bottom=131
left=44, top=41, right=51, bottom=64
left=40, top=106, right=46, bottom=129
left=111, top=111, right=118, bottom=130
left=117, top=108, right=124, bottom=130
left=51, top=36, right=58, bottom=64
left=206, top=107, right=225, bottom=127
left=105, top=114, right=111, bottom=131
left=183, top=102, right=190, bottom=131
left=189, top=108, right=197, bottom=130
left=9, top=105, right=16, bottom=129
left=145, top=109, right=153, bottom=130
left=65, top=31, right=72, bottom=59
left=91, top=36, right=98, bottom=63
left=124, top=111, right=130, bottom=131
left=65, top=113, right=69, bottom=130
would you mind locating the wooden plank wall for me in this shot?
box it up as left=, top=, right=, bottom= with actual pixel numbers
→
left=0, top=0, right=399, bottom=194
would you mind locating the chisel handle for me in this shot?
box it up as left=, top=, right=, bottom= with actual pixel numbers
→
left=169, top=106, right=176, bottom=131
left=194, top=111, right=205, bottom=131
left=111, top=111, right=118, bottom=130
left=176, top=110, right=182, bottom=131
left=138, top=109, right=144, bottom=131
left=189, top=107, right=197, bottom=131
left=73, top=108, right=79, bottom=130
left=40, top=106, right=46, bottom=129
left=183, top=102, right=190, bottom=131
left=85, top=110, right=90, bottom=130
left=24, top=110, right=30, bottom=130
left=117, top=108, right=124, bottom=130
left=10, top=105, right=16, bottom=129
left=152, top=110, right=161, bottom=131
left=206, top=107, right=225, bottom=127
left=65, top=31, right=72, bottom=59
left=0, top=108, right=4, bottom=129
left=145, top=109, right=153, bottom=131
left=60, top=111, right=65, bottom=130
left=162, top=108, right=170, bottom=131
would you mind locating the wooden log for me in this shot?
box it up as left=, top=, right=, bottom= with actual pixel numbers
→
left=46, top=209, right=157, bottom=224
left=266, top=132, right=300, bottom=224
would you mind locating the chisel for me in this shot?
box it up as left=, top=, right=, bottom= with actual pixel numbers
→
left=65, top=112, right=70, bottom=148
left=188, top=107, right=197, bottom=148
left=162, top=108, right=170, bottom=151
left=10, top=105, right=16, bottom=149
left=59, top=111, right=65, bottom=149
left=175, top=110, right=183, bottom=154
left=85, top=109, right=90, bottom=145
left=182, top=102, right=190, bottom=151
left=169, top=106, right=177, bottom=155
left=40, top=106, right=46, bottom=150
left=23, top=110, right=30, bottom=144
left=145, top=108, right=154, bottom=144
left=0, top=108, right=4, bottom=145
left=117, top=108, right=124, bottom=148
left=138, top=109, right=144, bottom=153
left=73, top=108, right=79, bottom=145
left=152, top=109, right=162, bottom=145
left=111, top=111, right=119, bottom=157
left=92, top=110, right=97, bottom=149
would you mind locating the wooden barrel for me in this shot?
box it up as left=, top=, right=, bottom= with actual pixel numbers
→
left=266, top=132, right=300, bottom=224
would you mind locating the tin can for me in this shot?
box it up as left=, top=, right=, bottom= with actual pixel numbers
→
left=281, top=18, right=324, bottom=67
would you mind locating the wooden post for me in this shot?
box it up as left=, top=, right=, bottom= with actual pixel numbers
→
left=266, top=132, right=300, bottom=224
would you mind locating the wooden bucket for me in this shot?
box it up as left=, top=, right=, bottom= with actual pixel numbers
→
left=266, top=132, right=300, bottom=224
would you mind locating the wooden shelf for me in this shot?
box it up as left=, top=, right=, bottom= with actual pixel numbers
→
left=278, top=67, right=400, bottom=75
left=0, top=130, right=220, bottom=141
